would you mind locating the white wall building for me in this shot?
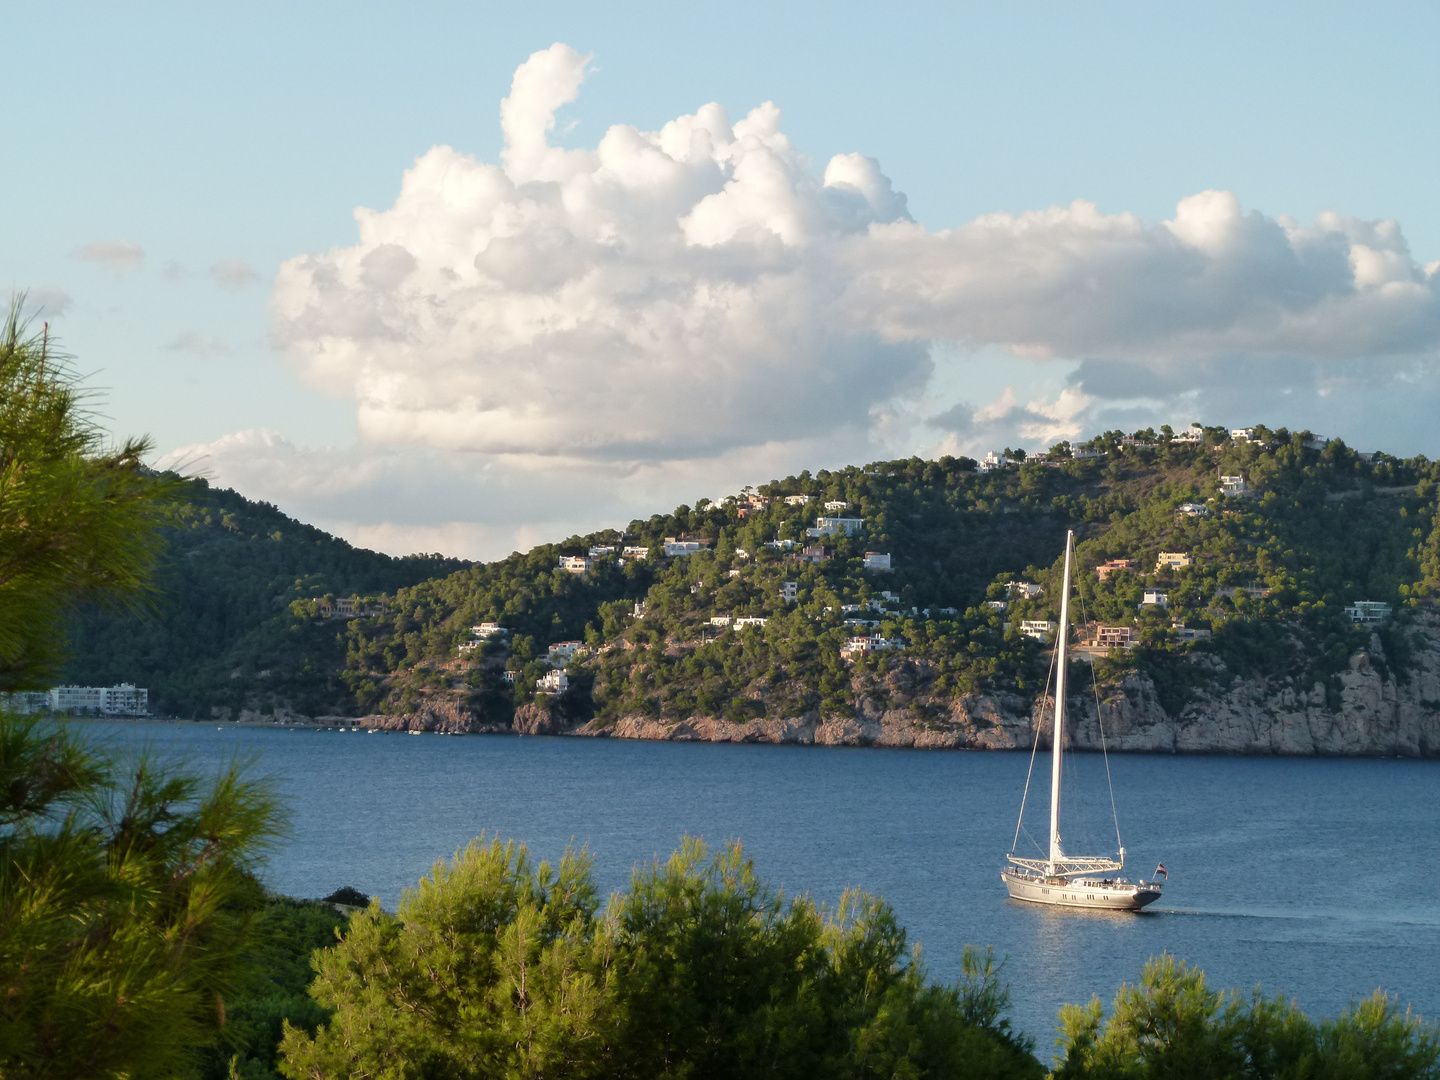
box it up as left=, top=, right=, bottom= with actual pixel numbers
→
left=806, top=517, right=863, bottom=538
left=663, top=538, right=707, bottom=557
left=780, top=581, right=799, bottom=603
left=1344, top=601, right=1392, bottom=623
left=863, top=552, right=892, bottom=571
left=538, top=670, right=569, bottom=694
left=558, top=555, right=594, bottom=574
left=1018, top=620, right=1055, bottom=641
left=48, top=683, right=149, bottom=716
left=1142, top=590, right=1169, bottom=607
left=1156, top=552, right=1193, bottom=571
left=547, top=641, right=585, bottom=664
left=784, top=494, right=812, bottom=505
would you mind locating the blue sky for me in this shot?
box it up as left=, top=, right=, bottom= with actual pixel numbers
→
left=4, top=2, right=1437, bottom=558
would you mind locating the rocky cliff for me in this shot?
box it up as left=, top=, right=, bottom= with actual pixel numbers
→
left=331, top=613, right=1440, bottom=757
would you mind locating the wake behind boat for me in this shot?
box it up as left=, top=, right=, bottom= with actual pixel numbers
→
left=1001, top=529, right=1165, bottom=912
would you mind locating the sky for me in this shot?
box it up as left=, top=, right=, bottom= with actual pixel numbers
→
left=4, top=1, right=1437, bottom=561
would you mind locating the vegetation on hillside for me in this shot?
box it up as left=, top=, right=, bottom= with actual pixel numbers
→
left=63, top=479, right=467, bottom=718
left=335, top=425, right=1440, bottom=728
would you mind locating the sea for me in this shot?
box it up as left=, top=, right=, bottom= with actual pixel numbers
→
left=88, top=722, right=1440, bottom=1051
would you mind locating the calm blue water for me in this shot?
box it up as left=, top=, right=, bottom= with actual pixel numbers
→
left=88, top=723, right=1440, bottom=1047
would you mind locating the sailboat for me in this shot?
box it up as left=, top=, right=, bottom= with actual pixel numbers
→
left=1001, top=529, right=1164, bottom=911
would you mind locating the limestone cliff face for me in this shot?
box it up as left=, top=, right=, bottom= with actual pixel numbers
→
left=568, top=612, right=1440, bottom=757
left=334, top=613, right=1440, bottom=756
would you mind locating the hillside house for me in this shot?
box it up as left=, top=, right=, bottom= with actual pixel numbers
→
left=709, top=616, right=733, bottom=627
left=1172, top=623, right=1212, bottom=641
left=1095, top=559, right=1138, bottom=581
left=780, top=581, right=799, bottom=603
left=824, top=500, right=850, bottom=512
left=765, top=538, right=798, bottom=552
left=978, top=451, right=1007, bottom=473
left=588, top=545, right=616, bottom=557
left=733, top=617, right=768, bottom=629
left=1094, top=625, right=1137, bottom=649
left=1072, top=447, right=1105, bottom=460
left=502, top=670, right=518, bottom=683
left=1219, top=475, right=1248, bottom=496
left=1019, top=619, right=1056, bottom=641
left=1171, top=424, right=1205, bottom=444
left=472, top=622, right=505, bottom=638
left=622, top=545, right=651, bottom=559
left=1156, top=552, right=1193, bottom=571
left=1177, top=502, right=1210, bottom=517
left=799, top=545, right=827, bottom=564
left=784, top=494, right=812, bottom=505
left=538, top=670, right=569, bottom=694
left=1231, top=428, right=1256, bottom=442
left=663, top=538, right=708, bottom=557
left=807, top=516, right=863, bottom=538
left=1216, top=585, right=1270, bottom=600
left=841, top=634, right=903, bottom=658
left=558, top=555, right=594, bottom=574
left=632, top=600, right=648, bottom=617
left=863, top=552, right=892, bottom=571
left=1344, top=601, right=1392, bottom=623
left=1142, top=590, right=1169, bottom=607
left=1006, top=581, right=1044, bottom=599
left=547, top=641, right=584, bottom=664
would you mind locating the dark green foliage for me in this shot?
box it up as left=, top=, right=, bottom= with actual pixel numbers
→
left=277, top=835, right=1044, bottom=1080
left=63, top=479, right=467, bottom=718
left=0, top=715, right=286, bottom=1078
left=1054, top=953, right=1440, bottom=1079
left=199, top=898, right=348, bottom=1080
left=320, top=885, right=370, bottom=907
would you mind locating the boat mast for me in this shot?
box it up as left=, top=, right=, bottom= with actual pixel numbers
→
left=1049, top=530, right=1074, bottom=874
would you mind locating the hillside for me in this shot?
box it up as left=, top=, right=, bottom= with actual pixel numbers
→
left=327, top=425, right=1440, bottom=755
left=62, top=479, right=468, bottom=717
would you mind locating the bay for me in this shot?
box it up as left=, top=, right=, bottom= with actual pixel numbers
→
left=88, top=722, right=1440, bottom=1048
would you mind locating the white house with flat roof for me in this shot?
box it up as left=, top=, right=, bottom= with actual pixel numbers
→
left=863, top=552, right=892, bottom=571
left=1343, top=601, right=1391, bottom=623
left=1019, top=620, right=1055, bottom=641
left=807, top=517, right=863, bottom=538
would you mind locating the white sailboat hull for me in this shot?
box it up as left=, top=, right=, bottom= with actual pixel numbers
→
left=1001, top=869, right=1161, bottom=911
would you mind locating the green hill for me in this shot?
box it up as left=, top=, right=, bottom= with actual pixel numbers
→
left=331, top=425, right=1440, bottom=732
left=62, top=479, right=467, bottom=717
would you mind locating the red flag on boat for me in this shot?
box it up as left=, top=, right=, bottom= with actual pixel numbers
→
left=1155, top=863, right=1168, bottom=879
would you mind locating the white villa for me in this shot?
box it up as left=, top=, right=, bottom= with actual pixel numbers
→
left=863, top=552, right=892, bottom=571
left=806, top=517, right=863, bottom=538
left=1018, top=620, right=1055, bottom=641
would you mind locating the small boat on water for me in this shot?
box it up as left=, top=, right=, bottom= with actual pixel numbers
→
left=1002, top=529, right=1165, bottom=912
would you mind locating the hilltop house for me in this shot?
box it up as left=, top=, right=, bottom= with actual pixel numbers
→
left=978, top=451, right=1008, bottom=473
left=558, top=555, right=594, bottom=574
left=1156, top=552, right=1193, bottom=571
left=1171, top=424, right=1205, bottom=444
left=1072, top=447, right=1105, bottom=460
left=1231, top=428, right=1256, bottom=442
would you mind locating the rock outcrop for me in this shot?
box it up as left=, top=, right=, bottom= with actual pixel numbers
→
left=296, top=613, right=1440, bottom=757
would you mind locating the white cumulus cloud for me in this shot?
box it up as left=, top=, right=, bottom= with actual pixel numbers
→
left=273, top=43, right=1438, bottom=474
